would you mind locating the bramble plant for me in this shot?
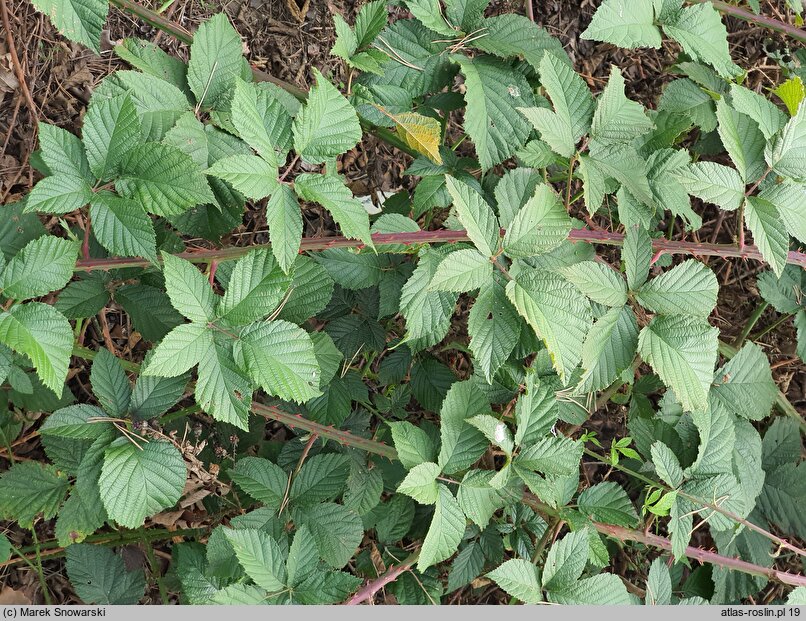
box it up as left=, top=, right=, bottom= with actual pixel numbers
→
left=0, top=0, right=805, bottom=606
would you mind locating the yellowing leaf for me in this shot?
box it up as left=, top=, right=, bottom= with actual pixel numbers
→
left=383, top=109, right=443, bottom=164
left=774, top=76, right=805, bottom=117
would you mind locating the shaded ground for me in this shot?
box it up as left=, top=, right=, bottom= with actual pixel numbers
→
left=0, top=0, right=804, bottom=605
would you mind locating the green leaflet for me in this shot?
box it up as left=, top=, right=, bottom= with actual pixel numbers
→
left=561, top=262, right=627, bottom=308
left=502, top=184, right=571, bottom=258
left=41, top=404, right=110, bottom=439
left=519, top=52, right=593, bottom=157
left=223, top=528, right=287, bottom=592
left=0, top=302, right=73, bottom=394
left=55, top=278, right=110, bottom=320
left=578, top=156, right=606, bottom=216
left=218, top=249, right=291, bottom=325
left=542, top=530, right=589, bottom=591
left=675, top=162, right=745, bottom=212
left=238, top=320, right=321, bottom=403
left=293, top=69, right=362, bottom=163
left=30, top=0, right=107, bottom=53
left=113, top=38, right=189, bottom=94
left=229, top=457, right=288, bottom=510
left=581, top=0, right=661, bottom=49
left=66, top=545, right=145, bottom=604
left=292, top=502, right=363, bottom=569
left=661, top=3, right=741, bottom=79
left=231, top=78, right=292, bottom=166
left=470, top=13, right=566, bottom=73
left=638, top=315, right=719, bottom=413
left=429, top=248, right=492, bottom=293
left=548, top=573, right=631, bottom=605
left=142, top=323, right=210, bottom=377
left=744, top=196, right=789, bottom=278
left=417, top=484, right=465, bottom=571
left=712, top=342, right=777, bottom=421
left=161, top=252, right=218, bottom=323
left=452, top=55, right=535, bottom=171
left=265, top=184, right=303, bottom=274
left=1, top=236, right=79, bottom=301
left=0, top=462, right=69, bottom=527
left=758, top=181, right=806, bottom=245
left=487, top=559, right=542, bottom=604
left=90, top=348, right=131, bottom=417
left=591, top=66, right=654, bottom=146
left=83, top=94, right=142, bottom=181
left=187, top=13, right=245, bottom=111
left=636, top=260, right=718, bottom=318
left=624, top=225, right=653, bottom=291
left=400, top=247, right=459, bottom=350
left=99, top=437, right=186, bottom=528
left=195, top=338, right=252, bottom=429
left=438, top=380, right=489, bottom=474
left=468, top=281, right=520, bottom=383
left=445, top=176, right=500, bottom=258
left=24, top=174, right=93, bottom=215
left=516, top=436, right=582, bottom=476
left=577, top=482, right=639, bottom=527
left=658, top=78, right=717, bottom=133
left=294, top=173, right=373, bottom=247
left=716, top=99, right=766, bottom=183
left=389, top=421, right=437, bottom=470
left=397, top=462, right=441, bottom=505
left=402, top=0, right=455, bottom=36
left=506, top=269, right=592, bottom=385
left=729, top=84, right=787, bottom=140
left=206, top=154, right=278, bottom=200
left=37, top=122, right=91, bottom=180
left=651, top=442, right=684, bottom=489
left=514, top=371, right=558, bottom=447
left=764, top=104, right=806, bottom=181
left=90, top=192, right=158, bottom=264
left=467, top=414, right=513, bottom=455
left=116, top=143, right=215, bottom=217
left=456, top=470, right=505, bottom=530
left=578, top=306, right=638, bottom=394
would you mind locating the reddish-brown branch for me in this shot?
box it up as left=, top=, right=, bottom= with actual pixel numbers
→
left=691, top=0, right=806, bottom=43
left=595, top=522, right=806, bottom=588
left=345, top=551, right=420, bottom=605
left=251, top=402, right=398, bottom=460
left=250, top=399, right=806, bottom=589
left=74, top=228, right=806, bottom=272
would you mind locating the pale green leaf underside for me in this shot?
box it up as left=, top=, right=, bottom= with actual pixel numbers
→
left=638, top=315, right=718, bottom=413
left=506, top=270, right=591, bottom=384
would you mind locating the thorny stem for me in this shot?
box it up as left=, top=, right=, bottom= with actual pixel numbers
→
left=61, top=347, right=806, bottom=590
left=345, top=550, right=420, bottom=605
left=1, top=528, right=203, bottom=570
left=733, top=301, right=770, bottom=346
left=690, top=0, right=806, bottom=43
left=82, top=213, right=91, bottom=262
left=583, top=448, right=806, bottom=559
left=596, top=522, right=806, bottom=588
left=73, top=228, right=806, bottom=272
left=144, top=541, right=170, bottom=604
left=31, top=529, right=52, bottom=605
left=36, top=0, right=806, bottom=585
left=751, top=312, right=796, bottom=342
